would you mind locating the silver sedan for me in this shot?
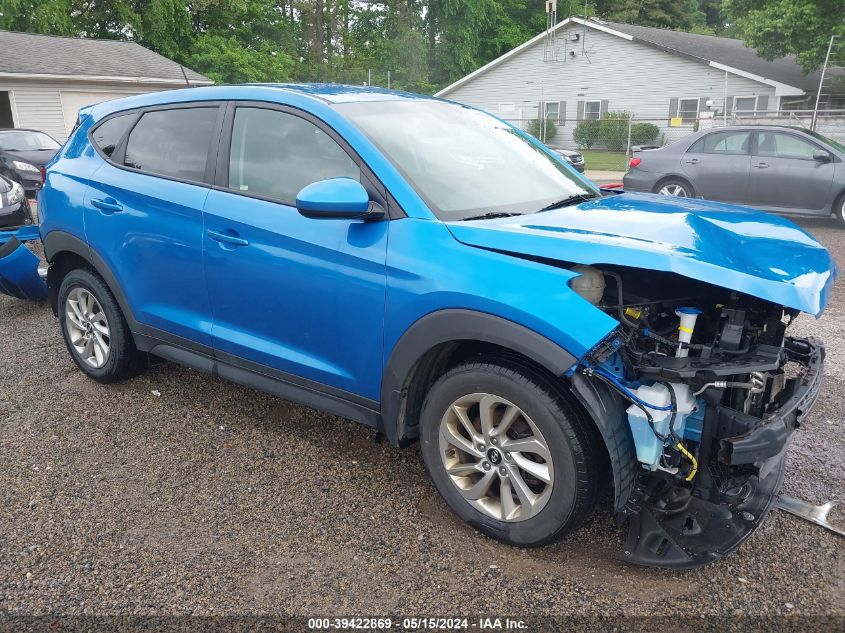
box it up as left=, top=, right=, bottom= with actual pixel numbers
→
left=622, top=125, right=845, bottom=223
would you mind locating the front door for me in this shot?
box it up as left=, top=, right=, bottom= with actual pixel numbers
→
left=749, top=130, right=835, bottom=213
left=681, top=129, right=752, bottom=203
left=84, top=104, right=221, bottom=346
left=202, top=104, right=388, bottom=400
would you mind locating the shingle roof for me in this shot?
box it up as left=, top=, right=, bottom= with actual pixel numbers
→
left=0, top=30, right=212, bottom=84
left=602, top=21, right=841, bottom=93
left=438, top=16, right=843, bottom=97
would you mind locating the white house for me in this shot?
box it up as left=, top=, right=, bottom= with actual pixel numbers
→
left=0, top=30, right=212, bottom=142
left=436, top=17, right=844, bottom=147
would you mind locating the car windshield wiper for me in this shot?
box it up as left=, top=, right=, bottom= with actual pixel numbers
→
left=461, top=212, right=524, bottom=221
left=537, top=192, right=598, bottom=212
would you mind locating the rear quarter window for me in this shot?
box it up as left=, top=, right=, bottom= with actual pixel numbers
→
left=91, top=114, right=135, bottom=157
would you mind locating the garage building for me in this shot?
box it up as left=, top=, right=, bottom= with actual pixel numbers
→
left=0, top=30, right=212, bottom=142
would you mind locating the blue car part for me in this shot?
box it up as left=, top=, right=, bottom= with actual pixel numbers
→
left=0, top=234, right=47, bottom=300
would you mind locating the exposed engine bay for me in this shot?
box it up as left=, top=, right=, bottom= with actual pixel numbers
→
left=571, top=265, right=825, bottom=568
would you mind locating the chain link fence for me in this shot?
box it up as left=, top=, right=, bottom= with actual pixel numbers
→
left=501, top=109, right=845, bottom=156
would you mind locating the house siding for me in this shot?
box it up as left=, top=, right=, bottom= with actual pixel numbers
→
left=443, top=26, right=778, bottom=148
left=0, top=78, right=182, bottom=141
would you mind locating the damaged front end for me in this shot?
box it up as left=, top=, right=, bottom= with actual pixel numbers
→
left=574, top=265, right=826, bottom=569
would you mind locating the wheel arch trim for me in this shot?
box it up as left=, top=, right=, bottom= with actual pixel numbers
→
left=43, top=230, right=138, bottom=327
left=380, top=309, right=578, bottom=445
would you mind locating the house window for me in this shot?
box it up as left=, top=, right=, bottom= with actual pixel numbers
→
left=544, top=101, right=560, bottom=122
left=734, top=96, right=758, bottom=115
left=584, top=101, right=601, bottom=120
left=677, top=98, right=700, bottom=123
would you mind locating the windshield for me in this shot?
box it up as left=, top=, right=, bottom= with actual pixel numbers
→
left=0, top=130, right=61, bottom=151
left=335, top=100, right=597, bottom=220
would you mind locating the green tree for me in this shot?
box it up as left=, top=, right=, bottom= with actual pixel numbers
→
left=722, top=0, right=844, bottom=73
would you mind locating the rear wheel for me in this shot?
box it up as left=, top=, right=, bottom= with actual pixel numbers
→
left=655, top=178, right=693, bottom=198
left=58, top=268, right=146, bottom=383
left=419, top=359, right=602, bottom=547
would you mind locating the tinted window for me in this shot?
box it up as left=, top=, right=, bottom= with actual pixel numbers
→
left=91, top=114, right=134, bottom=157
left=124, top=107, right=217, bottom=182
left=228, top=107, right=359, bottom=203
left=689, top=131, right=750, bottom=155
left=757, top=132, right=819, bottom=160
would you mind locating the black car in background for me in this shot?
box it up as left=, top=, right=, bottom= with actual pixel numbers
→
left=0, top=129, right=60, bottom=196
left=0, top=174, right=32, bottom=228
left=553, top=148, right=586, bottom=172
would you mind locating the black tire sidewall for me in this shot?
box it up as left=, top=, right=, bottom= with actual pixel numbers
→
left=420, top=363, right=588, bottom=547
left=58, top=269, right=128, bottom=381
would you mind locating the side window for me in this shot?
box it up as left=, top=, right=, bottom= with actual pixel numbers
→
left=124, top=107, right=218, bottom=182
left=757, top=132, right=819, bottom=160
left=91, top=113, right=134, bottom=157
left=689, top=131, right=750, bottom=155
left=227, top=107, right=360, bottom=203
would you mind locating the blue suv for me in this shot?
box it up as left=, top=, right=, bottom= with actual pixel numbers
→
left=12, top=84, right=837, bottom=568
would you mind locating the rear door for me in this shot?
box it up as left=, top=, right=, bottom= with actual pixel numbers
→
left=749, top=130, right=835, bottom=213
left=680, top=129, right=752, bottom=203
left=84, top=103, right=223, bottom=347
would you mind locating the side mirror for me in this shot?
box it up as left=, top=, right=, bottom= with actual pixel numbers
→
left=813, top=150, right=832, bottom=163
left=296, top=177, right=381, bottom=220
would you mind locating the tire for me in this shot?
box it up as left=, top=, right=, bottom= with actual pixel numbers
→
left=58, top=267, right=146, bottom=383
left=654, top=178, right=693, bottom=198
left=835, top=192, right=845, bottom=226
left=419, top=359, right=603, bottom=547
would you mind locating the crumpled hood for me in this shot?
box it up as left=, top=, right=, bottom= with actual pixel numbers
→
left=447, top=192, right=837, bottom=316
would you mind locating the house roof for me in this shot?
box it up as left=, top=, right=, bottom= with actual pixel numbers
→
left=437, top=17, right=842, bottom=98
left=0, top=30, right=212, bottom=85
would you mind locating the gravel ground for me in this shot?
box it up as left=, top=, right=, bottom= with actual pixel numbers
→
left=0, top=217, right=843, bottom=627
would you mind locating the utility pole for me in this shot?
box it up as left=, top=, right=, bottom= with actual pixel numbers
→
left=812, top=35, right=835, bottom=131
left=387, top=70, right=391, bottom=89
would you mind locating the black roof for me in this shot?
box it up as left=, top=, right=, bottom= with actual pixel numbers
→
left=601, top=21, right=842, bottom=93
left=0, top=30, right=211, bottom=84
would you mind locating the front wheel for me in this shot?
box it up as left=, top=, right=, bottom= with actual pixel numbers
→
left=835, top=193, right=845, bottom=226
left=419, top=359, right=603, bottom=547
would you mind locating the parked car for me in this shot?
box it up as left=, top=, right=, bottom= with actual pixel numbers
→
left=0, top=128, right=61, bottom=196
left=0, top=174, right=31, bottom=228
left=623, top=125, right=845, bottom=222
left=1, top=86, right=835, bottom=569
left=553, top=148, right=585, bottom=172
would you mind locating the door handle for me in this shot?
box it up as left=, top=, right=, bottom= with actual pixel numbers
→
left=753, top=162, right=769, bottom=169
left=207, top=229, right=249, bottom=247
left=90, top=198, right=123, bottom=214
left=685, top=158, right=700, bottom=165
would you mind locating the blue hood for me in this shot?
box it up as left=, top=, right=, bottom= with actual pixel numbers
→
left=447, top=192, right=837, bottom=317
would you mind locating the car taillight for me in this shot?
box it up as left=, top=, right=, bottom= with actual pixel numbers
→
left=40, top=166, right=46, bottom=184
left=629, top=157, right=641, bottom=168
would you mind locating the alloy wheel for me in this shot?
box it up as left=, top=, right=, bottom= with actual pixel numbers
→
left=438, top=393, right=554, bottom=522
left=65, top=288, right=110, bottom=368
left=658, top=183, right=688, bottom=197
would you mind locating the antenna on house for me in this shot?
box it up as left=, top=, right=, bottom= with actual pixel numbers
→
left=179, top=64, right=191, bottom=88
left=544, top=0, right=557, bottom=62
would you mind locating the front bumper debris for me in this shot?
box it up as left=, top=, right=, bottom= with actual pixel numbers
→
left=0, top=226, right=47, bottom=300
left=621, top=336, right=824, bottom=569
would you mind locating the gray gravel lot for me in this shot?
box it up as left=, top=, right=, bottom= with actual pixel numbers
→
left=0, top=217, right=843, bottom=623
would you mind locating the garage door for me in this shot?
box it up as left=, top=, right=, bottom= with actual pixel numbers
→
left=60, top=91, right=140, bottom=135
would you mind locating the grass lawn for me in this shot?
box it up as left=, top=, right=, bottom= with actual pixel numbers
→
left=581, top=150, right=628, bottom=172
